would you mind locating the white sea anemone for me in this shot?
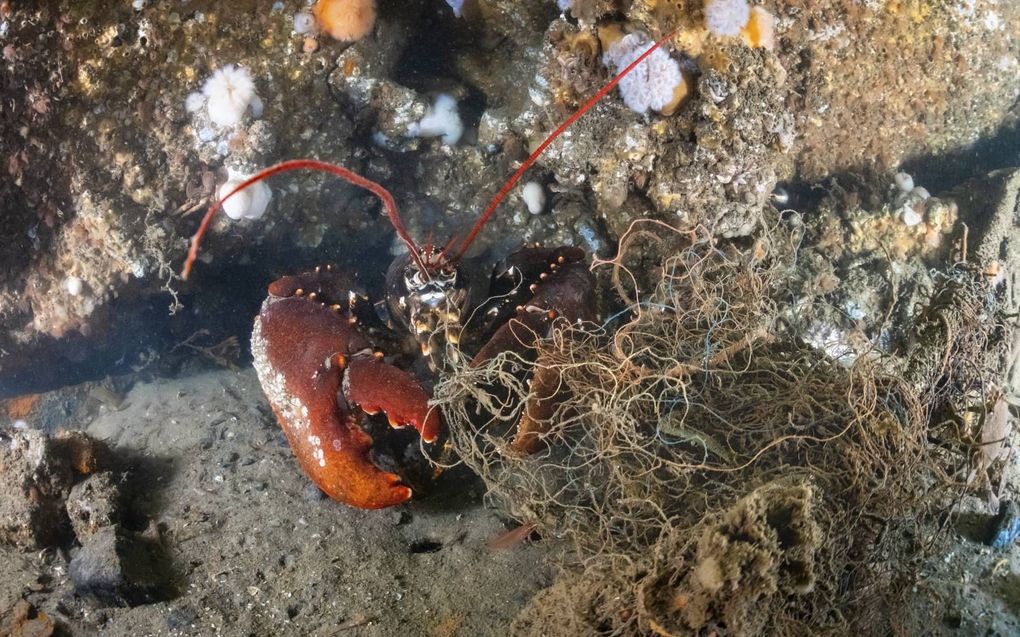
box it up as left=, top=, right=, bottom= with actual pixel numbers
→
left=522, top=181, right=545, bottom=214
left=184, top=92, right=205, bottom=113
left=201, top=65, right=258, bottom=128
left=64, top=276, right=83, bottom=296
left=219, top=172, right=273, bottom=221
left=893, top=171, right=914, bottom=193
left=603, top=33, right=684, bottom=115
left=293, top=11, right=316, bottom=34
left=704, top=0, right=751, bottom=37
left=408, top=94, right=463, bottom=145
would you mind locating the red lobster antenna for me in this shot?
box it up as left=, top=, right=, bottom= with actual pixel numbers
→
left=450, top=27, right=681, bottom=262
left=180, top=159, right=427, bottom=280
left=181, top=28, right=680, bottom=280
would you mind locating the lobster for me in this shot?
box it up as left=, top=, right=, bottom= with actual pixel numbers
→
left=180, top=29, right=678, bottom=509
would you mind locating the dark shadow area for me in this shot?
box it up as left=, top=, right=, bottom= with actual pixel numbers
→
left=902, top=119, right=1020, bottom=194
left=0, top=205, right=398, bottom=399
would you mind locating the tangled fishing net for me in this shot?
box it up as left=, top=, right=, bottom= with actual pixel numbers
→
left=432, top=216, right=1008, bottom=636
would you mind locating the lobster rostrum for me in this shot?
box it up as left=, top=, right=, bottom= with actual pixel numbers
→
left=180, top=29, right=679, bottom=509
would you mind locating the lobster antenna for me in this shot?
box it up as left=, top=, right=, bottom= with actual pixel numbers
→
left=181, top=159, right=427, bottom=280
left=453, top=27, right=681, bottom=262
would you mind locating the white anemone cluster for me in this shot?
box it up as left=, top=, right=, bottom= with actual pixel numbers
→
left=603, top=33, right=684, bottom=115
left=704, top=0, right=751, bottom=37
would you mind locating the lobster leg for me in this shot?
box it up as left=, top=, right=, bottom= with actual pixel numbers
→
left=512, top=356, right=566, bottom=454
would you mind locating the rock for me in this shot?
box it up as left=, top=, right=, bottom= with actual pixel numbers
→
left=0, top=599, right=56, bottom=637
left=952, top=168, right=1020, bottom=295
left=0, top=428, right=107, bottom=548
left=65, top=472, right=121, bottom=542
left=987, top=500, right=1020, bottom=550
left=68, top=526, right=173, bottom=607
left=51, top=430, right=103, bottom=476
left=950, top=168, right=1020, bottom=399
left=302, top=482, right=328, bottom=502
left=0, top=429, right=74, bottom=548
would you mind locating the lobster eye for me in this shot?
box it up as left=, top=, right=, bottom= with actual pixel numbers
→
left=404, top=269, right=424, bottom=290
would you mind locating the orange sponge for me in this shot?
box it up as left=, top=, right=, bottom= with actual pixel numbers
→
left=314, top=0, right=376, bottom=42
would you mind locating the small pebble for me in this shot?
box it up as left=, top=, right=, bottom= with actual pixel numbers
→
left=303, top=483, right=327, bottom=501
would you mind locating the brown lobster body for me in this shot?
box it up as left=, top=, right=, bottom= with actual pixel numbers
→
left=182, top=29, right=678, bottom=509
left=251, top=246, right=593, bottom=507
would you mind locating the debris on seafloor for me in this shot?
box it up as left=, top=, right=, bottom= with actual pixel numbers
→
left=652, top=482, right=821, bottom=636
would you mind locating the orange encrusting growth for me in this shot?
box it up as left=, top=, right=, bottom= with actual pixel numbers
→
left=3, top=393, right=41, bottom=420
left=660, top=73, right=694, bottom=116
left=313, top=0, right=376, bottom=42
left=741, top=7, right=776, bottom=50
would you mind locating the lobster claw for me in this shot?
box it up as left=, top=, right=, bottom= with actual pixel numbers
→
left=252, top=272, right=438, bottom=509
left=346, top=356, right=441, bottom=443
left=472, top=246, right=595, bottom=364
left=470, top=246, right=596, bottom=454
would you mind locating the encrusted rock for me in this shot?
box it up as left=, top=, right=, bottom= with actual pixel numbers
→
left=0, top=429, right=74, bottom=548
left=0, top=428, right=105, bottom=548
left=66, top=471, right=121, bottom=541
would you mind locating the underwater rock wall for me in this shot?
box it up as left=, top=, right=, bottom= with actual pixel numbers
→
left=1, top=0, right=1018, bottom=389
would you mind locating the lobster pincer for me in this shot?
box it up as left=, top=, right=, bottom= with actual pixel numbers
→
left=251, top=268, right=439, bottom=509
